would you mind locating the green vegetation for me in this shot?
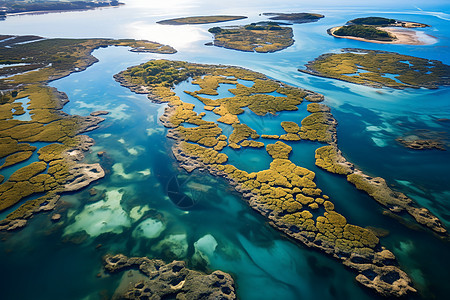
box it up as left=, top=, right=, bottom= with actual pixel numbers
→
left=300, top=49, right=450, bottom=89
left=116, top=59, right=420, bottom=296
left=333, top=25, right=393, bottom=41
left=0, top=35, right=175, bottom=231
left=157, top=15, right=247, bottom=25
left=208, top=23, right=294, bottom=53
left=263, top=12, right=324, bottom=24
left=349, top=17, right=396, bottom=26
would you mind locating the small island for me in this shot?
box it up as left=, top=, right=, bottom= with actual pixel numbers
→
left=0, top=0, right=121, bottom=20
left=299, top=49, right=450, bottom=89
left=208, top=23, right=294, bottom=53
left=157, top=15, right=247, bottom=25
left=328, top=16, right=435, bottom=45
left=262, top=12, right=324, bottom=23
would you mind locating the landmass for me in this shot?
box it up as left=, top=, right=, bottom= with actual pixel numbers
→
left=328, top=16, right=434, bottom=45
left=299, top=48, right=450, bottom=89
left=157, top=15, right=247, bottom=25
left=208, top=23, right=294, bottom=53
left=396, top=129, right=448, bottom=151
left=112, top=59, right=448, bottom=296
left=0, top=35, right=176, bottom=231
left=262, top=12, right=324, bottom=23
left=0, top=0, right=122, bottom=20
left=103, top=254, right=236, bottom=299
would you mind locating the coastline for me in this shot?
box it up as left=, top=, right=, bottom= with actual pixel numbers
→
left=328, top=26, right=436, bottom=45
left=4, top=3, right=123, bottom=18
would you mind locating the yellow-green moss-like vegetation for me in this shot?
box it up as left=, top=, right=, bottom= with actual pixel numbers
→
left=157, top=15, right=247, bottom=25
left=116, top=59, right=419, bottom=296
left=228, top=123, right=260, bottom=149
left=266, top=141, right=292, bottom=159
left=315, top=145, right=352, bottom=175
left=0, top=35, right=176, bottom=228
left=299, top=111, right=336, bottom=143
left=208, top=24, right=294, bottom=53
left=301, top=49, right=450, bottom=89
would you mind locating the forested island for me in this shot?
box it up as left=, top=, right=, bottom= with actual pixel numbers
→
left=157, top=15, right=247, bottom=25
left=329, top=16, right=433, bottom=44
left=208, top=23, right=294, bottom=53
left=262, top=12, right=324, bottom=23
left=300, top=49, right=450, bottom=89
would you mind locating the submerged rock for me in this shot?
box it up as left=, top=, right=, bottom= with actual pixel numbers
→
left=104, top=254, right=236, bottom=300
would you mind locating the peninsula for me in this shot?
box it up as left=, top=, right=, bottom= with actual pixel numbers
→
left=157, top=15, right=247, bottom=25
left=208, top=23, right=294, bottom=53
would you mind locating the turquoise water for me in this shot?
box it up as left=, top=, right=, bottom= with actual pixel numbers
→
left=11, top=97, right=32, bottom=121
left=0, top=1, right=450, bottom=299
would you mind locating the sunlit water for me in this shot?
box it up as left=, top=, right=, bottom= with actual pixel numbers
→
left=1, top=1, right=450, bottom=299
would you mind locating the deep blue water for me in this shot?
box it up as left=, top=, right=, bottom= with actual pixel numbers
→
left=1, top=1, right=450, bottom=299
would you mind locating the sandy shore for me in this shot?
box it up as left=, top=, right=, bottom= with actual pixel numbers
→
left=329, top=26, right=437, bottom=45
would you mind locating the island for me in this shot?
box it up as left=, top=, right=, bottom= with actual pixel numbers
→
left=103, top=254, right=236, bottom=299
left=328, top=16, right=434, bottom=45
left=0, top=0, right=121, bottom=20
left=262, top=12, right=324, bottom=24
left=299, top=48, right=450, bottom=89
left=396, top=129, right=447, bottom=151
left=157, top=15, right=247, bottom=25
left=208, top=23, right=294, bottom=53
left=0, top=34, right=176, bottom=231
left=114, top=58, right=448, bottom=296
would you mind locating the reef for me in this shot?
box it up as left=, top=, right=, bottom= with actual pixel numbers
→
left=208, top=23, right=294, bottom=53
left=262, top=12, right=324, bottom=24
left=396, top=129, right=447, bottom=151
left=104, top=254, right=236, bottom=299
left=0, top=35, right=176, bottom=231
left=300, top=49, right=450, bottom=89
left=157, top=15, right=247, bottom=25
left=114, top=59, right=433, bottom=296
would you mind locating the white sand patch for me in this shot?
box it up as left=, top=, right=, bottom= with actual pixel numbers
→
left=112, top=163, right=134, bottom=180
left=127, top=147, right=139, bottom=155
left=371, top=137, right=387, bottom=147
left=99, top=133, right=112, bottom=138
left=118, top=138, right=125, bottom=144
left=146, top=128, right=165, bottom=136
left=64, top=189, right=131, bottom=237
left=108, top=104, right=130, bottom=120
left=132, top=218, right=165, bottom=239
left=130, top=205, right=150, bottom=221
left=194, top=234, right=218, bottom=262
left=153, top=234, right=188, bottom=258
left=138, top=169, right=151, bottom=176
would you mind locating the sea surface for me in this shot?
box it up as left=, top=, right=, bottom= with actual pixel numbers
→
left=0, top=1, right=449, bottom=299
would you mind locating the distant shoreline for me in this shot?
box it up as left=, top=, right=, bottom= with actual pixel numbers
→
left=3, top=3, right=123, bottom=18
left=328, top=26, right=436, bottom=45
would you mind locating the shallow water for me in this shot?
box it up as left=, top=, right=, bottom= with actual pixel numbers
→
left=1, top=1, right=450, bottom=299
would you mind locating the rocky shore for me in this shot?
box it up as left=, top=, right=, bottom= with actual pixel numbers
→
left=104, top=254, right=236, bottom=299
